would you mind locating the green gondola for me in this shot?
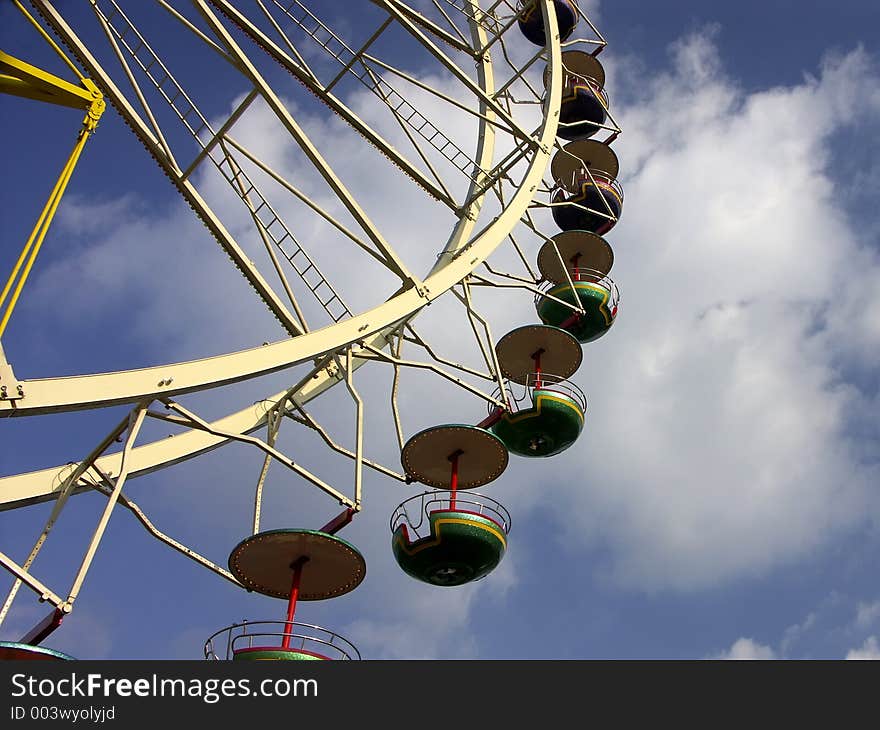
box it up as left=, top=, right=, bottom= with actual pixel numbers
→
left=232, top=647, right=329, bottom=661
left=393, top=508, right=507, bottom=586
left=491, top=386, right=584, bottom=457
left=536, top=278, right=618, bottom=343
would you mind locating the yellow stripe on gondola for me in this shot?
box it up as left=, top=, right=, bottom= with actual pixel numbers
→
left=561, top=82, right=608, bottom=110
left=502, top=392, right=585, bottom=427
left=570, top=178, right=622, bottom=207
left=394, top=517, right=507, bottom=555
left=550, top=281, right=614, bottom=325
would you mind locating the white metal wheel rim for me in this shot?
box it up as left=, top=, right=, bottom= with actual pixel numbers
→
left=1, top=0, right=565, bottom=510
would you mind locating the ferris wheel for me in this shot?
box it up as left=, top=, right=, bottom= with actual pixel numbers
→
left=0, top=0, right=625, bottom=661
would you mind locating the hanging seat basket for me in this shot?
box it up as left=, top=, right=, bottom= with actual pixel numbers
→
left=490, top=373, right=587, bottom=457
left=391, top=491, right=511, bottom=587
left=204, top=620, right=360, bottom=661
left=535, top=268, right=620, bottom=343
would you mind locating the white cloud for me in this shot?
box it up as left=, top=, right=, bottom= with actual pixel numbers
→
left=855, top=601, right=880, bottom=630
left=846, top=636, right=880, bottom=660
left=55, top=194, right=143, bottom=236
left=729, top=592, right=880, bottom=659
left=714, top=637, right=776, bottom=660
left=345, top=585, right=482, bottom=659
left=541, top=33, right=880, bottom=591
left=780, top=611, right=819, bottom=656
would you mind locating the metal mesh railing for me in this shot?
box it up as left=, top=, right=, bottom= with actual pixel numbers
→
left=489, top=372, right=587, bottom=414
left=553, top=167, right=624, bottom=201
left=391, top=489, right=511, bottom=538
left=204, top=620, right=360, bottom=660
left=535, top=267, right=619, bottom=307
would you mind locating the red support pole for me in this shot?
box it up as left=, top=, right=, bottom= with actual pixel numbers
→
left=475, top=408, right=504, bottom=429
left=533, top=349, right=544, bottom=389
left=570, top=253, right=582, bottom=281
left=282, top=557, right=308, bottom=649
left=19, top=608, right=64, bottom=646
left=320, top=508, right=355, bottom=535
left=559, top=312, right=582, bottom=330
left=449, top=451, right=460, bottom=510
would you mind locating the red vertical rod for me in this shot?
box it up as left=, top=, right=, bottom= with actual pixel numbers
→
left=475, top=408, right=504, bottom=429
left=570, top=253, right=582, bottom=281
left=533, top=349, right=543, bottom=389
left=562, top=254, right=583, bottom=330
left=320, top=508, right=355, bottom=535
left=19, top=608, right=64, bottom=646
left=559, top=311, right=582, bottom=330
left=282, top=557, right=308, bottom=649
left=449, top=452, right=460, bottom=510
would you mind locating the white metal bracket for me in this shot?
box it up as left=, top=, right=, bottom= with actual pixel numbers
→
left=0, top=348, right=24, bottom=401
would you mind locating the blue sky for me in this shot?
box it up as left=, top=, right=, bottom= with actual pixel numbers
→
left=1, top=1, right=879, bottom=661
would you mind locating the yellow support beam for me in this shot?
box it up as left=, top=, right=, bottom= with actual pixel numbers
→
left=0, top=49, right=105, bottom=338
left=0, top=50, right=96, bottom=111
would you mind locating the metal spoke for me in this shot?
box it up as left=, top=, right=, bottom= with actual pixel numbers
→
left=209, top=0, right=462, bottom=210
left=195, top=0, right=424, bottom=290
left=375, top=0, right=537, bottom=146
left=0, top=0, right=583, bottom=636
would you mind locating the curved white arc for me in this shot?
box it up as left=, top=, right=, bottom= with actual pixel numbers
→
left=0, top=2, right=563, bottom=511
left=2, top=3, right=562, bottom=418
left=4, top=254, right=467, bottom=417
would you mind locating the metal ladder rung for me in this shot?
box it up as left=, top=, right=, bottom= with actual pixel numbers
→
left=98, top=0, right=211, bottom=131
left=282, top=245, right=311, bottom=262
left=283, top=246, right=307, bottom=263
left=273, top=1, right=483, bottom=183
left=214, top=155, right=231, bottom=175
left=266, top=218, right=287, bottom=237
left=95, top=0, right=351, bottom=323
left=305, top=274, right=324, bottom=290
